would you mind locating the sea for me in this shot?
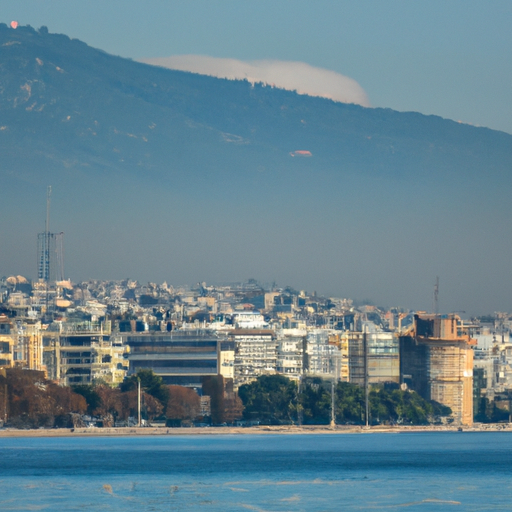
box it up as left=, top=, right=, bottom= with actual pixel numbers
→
left=0, top=431, right=511, bottom=511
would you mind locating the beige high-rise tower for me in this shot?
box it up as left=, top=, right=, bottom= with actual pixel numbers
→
left=400, top=314, right=475, bottom=426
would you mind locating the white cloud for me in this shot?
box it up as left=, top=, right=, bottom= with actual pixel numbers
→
left=141, top=55, right=370, bottom=107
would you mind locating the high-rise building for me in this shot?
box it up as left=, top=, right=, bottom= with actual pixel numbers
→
left=0, top=316, right=14, bottom=368
left=230, top=329, right=277, bottom=388
left=43, top=320, right=126, bottom=385
left=400, top=314, right=475, bottom=426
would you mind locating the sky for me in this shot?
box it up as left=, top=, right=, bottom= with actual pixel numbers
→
left=2, top=1, right=512, bottom=315
left=2, top=0, right=512, bottom=134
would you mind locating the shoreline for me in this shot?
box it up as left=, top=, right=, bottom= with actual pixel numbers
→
left=1, top=423, right=511, bottom=438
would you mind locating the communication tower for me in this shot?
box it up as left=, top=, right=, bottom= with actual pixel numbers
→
left=37, top=186, right=64, bottom=283
left=433, top=276, right=439, bottom=316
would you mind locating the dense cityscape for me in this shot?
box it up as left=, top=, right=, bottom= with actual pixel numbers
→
left=1, top=264, right=511, bottom=429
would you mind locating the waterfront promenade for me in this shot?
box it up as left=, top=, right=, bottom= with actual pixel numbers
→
left=1, top=423, right=511, bottom=437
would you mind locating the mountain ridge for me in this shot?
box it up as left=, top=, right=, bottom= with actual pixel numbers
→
left=2, top=23, right=510, bottom=184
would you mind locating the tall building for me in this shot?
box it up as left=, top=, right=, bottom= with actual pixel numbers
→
left=37, top=232, right=64, bottom=283
left=400, top=314, right=475, bottom=426
left=0, top=316, right=45, bottom=372
left=305, top=329, right=340, bottom=377
left=326, top=328, right=399, bottom=385
left=348, top=329, right=399, bottom=386
left=13, top=321, right=44, bottom=372
left=277, top=329, right=307, bottom=379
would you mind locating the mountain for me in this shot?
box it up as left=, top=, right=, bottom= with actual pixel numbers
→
left=1, top=24, right=511, bottom=314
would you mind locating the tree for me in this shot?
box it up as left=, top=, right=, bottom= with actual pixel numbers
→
left=120, top=390, right=163, bottom=422
left=240, top=375, right=452, bottom=426
left=202, top=375, right=225, bottom=423
left=300, top=378, right=333, bottom=424
left=238, top=375, right=298, bottom=424
left=166, top=386, right=200, bottom=421
left=94, top=384, right=124, bottom=423
left=224, top=395, right=244, bottom=424
left=121, top=369, right=170, bottom=405
left=335, top=381, right=365, bottom=424
left=0, top=368, right=86, bottom=428
left=72, top=385, right=102, bottom=415
left=49, top=384, right=86, bottom=417
left=202, top=376, right=244, bottom=424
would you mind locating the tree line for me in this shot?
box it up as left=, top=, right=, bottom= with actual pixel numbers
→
left=0, top=368, right=242, bottom=428
left=0, top=369, right=453, bottom=429
left=239, top=375, right=452, bottom=426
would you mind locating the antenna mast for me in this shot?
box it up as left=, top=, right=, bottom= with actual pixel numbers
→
left=434, top=277, right=439, bottom=315
left=364, top=325, right=369, bottom=427
left=46, top=186, right=51, bottom=237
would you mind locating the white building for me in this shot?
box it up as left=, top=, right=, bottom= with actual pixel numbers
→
left=306, top=329, right=341, bottom=377
left=229, top=329, right=276, bottom=388
left=276, top=328, right=306, bottom=379
left=232, top=311, right=268, bottom=329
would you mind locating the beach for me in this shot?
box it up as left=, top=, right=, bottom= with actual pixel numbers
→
left=1, top=423, right=511, bottom=437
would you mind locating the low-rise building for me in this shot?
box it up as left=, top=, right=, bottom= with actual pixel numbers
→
left=123, top=330, right=220, bottom=390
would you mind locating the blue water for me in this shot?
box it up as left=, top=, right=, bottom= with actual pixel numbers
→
left=1, top=432, right=511, bottom=511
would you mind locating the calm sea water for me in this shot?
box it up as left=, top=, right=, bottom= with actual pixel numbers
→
left=0, top=432, right=511, bottom=511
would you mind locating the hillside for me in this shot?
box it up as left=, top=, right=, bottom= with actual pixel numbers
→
left=1, top=24, right=511, bottom=314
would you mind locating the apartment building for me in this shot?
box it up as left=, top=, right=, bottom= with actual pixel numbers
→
left=0, top=316, right=14, bottom=368
left=276, top=329, right=307, bottom=379
left=43, top=320, right=126, bottom=385
left=229, top=329, right=277, bottom=388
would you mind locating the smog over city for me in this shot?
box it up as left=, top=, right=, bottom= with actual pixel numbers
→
left=1, top=2, right=512, bottom=316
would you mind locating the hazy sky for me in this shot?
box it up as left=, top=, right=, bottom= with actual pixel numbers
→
left=3, top=0, right=512, bottom=134
left=2, top=1, right=512, bottom=316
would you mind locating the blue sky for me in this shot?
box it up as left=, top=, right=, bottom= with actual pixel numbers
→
left=3, top=0, right=512, bottom=134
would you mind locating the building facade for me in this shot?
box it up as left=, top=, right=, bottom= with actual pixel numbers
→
left=43, top=320, right=126, bottom=385
left=400, top=314, right=475, bottom=426
left=229, top=329, right=277, bottom=388
left=123, top=330, right=220, bottom=390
